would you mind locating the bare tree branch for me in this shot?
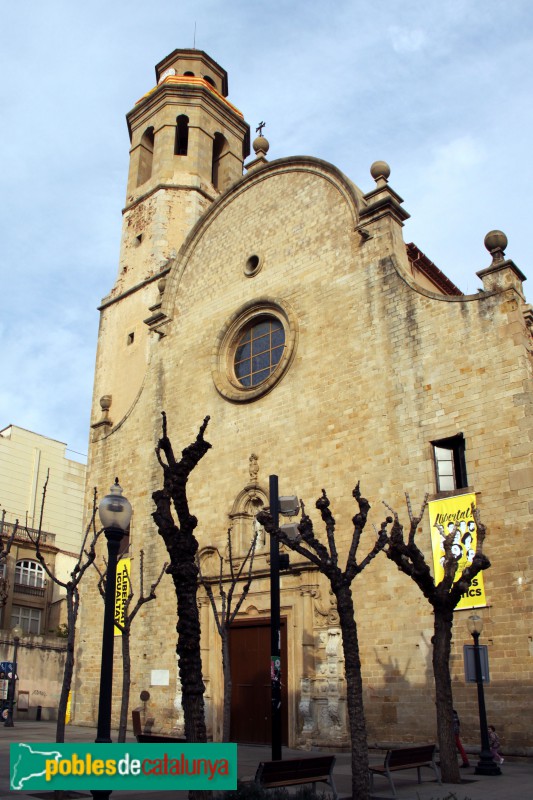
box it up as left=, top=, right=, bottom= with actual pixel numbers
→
left=197, top=525, right=258, bottom=741
left=382, top=494, right=492, bottom=783
left=0, top=510, right=19, bottom=562
left=0, top=510, right=19, bottom=608
left=258, top=483, right=386, bottom=800
left=24, top=479, right=102, bottom=743
left=93, top=547, right=168, bottom=741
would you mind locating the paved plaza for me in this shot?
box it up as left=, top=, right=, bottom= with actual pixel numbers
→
left=0, top=720, right=531, bottom=800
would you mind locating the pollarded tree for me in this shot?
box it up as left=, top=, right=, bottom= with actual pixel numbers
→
left=382, top=494, right=491, bottom=784
left=93, top=549, right=167, bottom=742
left=27, top=475, right=102, bottom=743
left=197, top=526, right=258, bottom=742
left=152, top=413, right=211, bottom=744
left=258, top=483, right=389, bottom=800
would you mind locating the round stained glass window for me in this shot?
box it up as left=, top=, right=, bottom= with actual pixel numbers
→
left=234, top=318, right=285, bottom=387
left=212, top=297, right=298, bottom=402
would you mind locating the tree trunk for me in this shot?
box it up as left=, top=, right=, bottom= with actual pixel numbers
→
left=55, top=639, right=73, bottom=744
left=55, top=589, right=77, bottom=743
left=221, top=630, right=232, bottom=742
left=118, top=629, right=131, bottom=743
left=173, top=573, right=207, bottom=743
left=335, top=582, right=370, bottom=800
left=175, top=578, right=208, bottom=800
left=152, top=417, right=211, bottom=800
left=433, top=606, right=461, bottom=783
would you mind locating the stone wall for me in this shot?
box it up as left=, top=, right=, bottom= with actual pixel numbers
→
left=74, top=156, right=532, bottom=755
left=0, top=630, right=66, bottom=721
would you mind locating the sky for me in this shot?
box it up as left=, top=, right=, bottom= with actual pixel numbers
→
left=1, top=0, right=531, bottom=462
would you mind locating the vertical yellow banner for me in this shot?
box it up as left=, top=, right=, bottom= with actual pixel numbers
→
left=114, top=557, right=131, bottom=636
left=65, top=691, right=71, bottom=724
left=428, top=493, right=486, bottom=610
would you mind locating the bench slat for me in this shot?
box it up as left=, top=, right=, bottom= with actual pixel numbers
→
left=371, top=760, right=433, bottom=774
left=260, top=777, right=329, bottom=788
left=388, top=746, right=435, bottom=768
left=261, top=772, right=331, bottom=782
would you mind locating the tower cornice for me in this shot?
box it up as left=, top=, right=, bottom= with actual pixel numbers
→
left=126, top=78, right=248, bottom=155
left=134, top=76, right=243, bottom=118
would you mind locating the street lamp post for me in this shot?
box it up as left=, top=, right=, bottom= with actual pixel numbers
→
left=91, top=479, right=132, bottom=800
left=467, top=614, right=501, bottom=776
left=3, top=625, right=23, bottom=727
left=269, top=475, right=282, bottom=761
left=268, top=475, right=298, bottom=761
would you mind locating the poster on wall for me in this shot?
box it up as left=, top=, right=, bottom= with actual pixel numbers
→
left=428, top=493, right=486, bottom=610
left=114, top=557, right=131, bottom=636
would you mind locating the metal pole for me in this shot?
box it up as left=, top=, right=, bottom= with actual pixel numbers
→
left=3, top=636, right=19, bottom=728
left=472, top=631, right=501, bottom=776
left=91, top=525, right=123, bottom=800
left=269, top=474, right=282, bottom=761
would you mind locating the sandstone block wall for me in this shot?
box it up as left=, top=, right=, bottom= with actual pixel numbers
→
left=75, top=154, right=532, bottom=754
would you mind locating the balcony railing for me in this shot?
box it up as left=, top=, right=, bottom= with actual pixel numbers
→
left=0, top=521, right=56, bottom=546
left=13, top=583, right=46, bottom=598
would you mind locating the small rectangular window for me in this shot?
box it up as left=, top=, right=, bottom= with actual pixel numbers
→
left=432, top=434, right=467, bottom=492
left=11, top=605, right=42, bottom=634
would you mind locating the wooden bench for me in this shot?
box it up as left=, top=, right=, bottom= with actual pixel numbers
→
left=131, top=709, right=185, bottom=743
left=369, top=744, right=441, bottom=798
left=254, top=756, right=338, bottom=799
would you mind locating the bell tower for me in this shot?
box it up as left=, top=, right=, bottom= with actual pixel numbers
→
left=90, top=50, right=250, bottom=434
left=120, top=49, right=250, bottom=292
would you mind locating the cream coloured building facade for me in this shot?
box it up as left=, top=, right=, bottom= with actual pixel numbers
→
left=0, top=425, right=86, bottom=720
left=74, top=49, right=533, bottom=754
left=0, top=424, right=86, bottom=634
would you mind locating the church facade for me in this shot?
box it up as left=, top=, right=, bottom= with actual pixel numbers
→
left=74, top=49, right=533, bottom=754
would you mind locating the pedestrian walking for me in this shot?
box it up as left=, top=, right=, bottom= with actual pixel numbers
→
left=453, top=709, right=470, bottom=767
left=489, top=725, right=504, bottom=764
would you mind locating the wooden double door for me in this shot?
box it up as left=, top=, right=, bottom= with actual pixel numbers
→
left=229, top=620, right=288, bottom=744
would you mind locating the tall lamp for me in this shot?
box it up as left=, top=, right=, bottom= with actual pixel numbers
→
left=3, top=625, right=23, bottom=727
left=268, top=475, right=298, bottom=761
left=91, top=479, right=132, bottom=800
left=467, top=614, right=501, bottom=776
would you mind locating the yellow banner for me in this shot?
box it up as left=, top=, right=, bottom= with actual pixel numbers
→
left=65, top=690, right=71, bottom=724
left=428, top=494, right=486, bottom=610
left=114, top=558, right=131, bottom=636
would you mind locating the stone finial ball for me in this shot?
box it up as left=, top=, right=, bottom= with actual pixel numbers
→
left=484, top=230, right=508, bottom=253
left=100, top=395, right=112, bottom=411
left=370, top=160, right=391, bottom=181
left=253, top=135, right=270, bottom=154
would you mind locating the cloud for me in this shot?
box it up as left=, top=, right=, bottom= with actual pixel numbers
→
left=388, top=26, right=428, bottom=54
left=429, top=135, right=486, bottom=177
